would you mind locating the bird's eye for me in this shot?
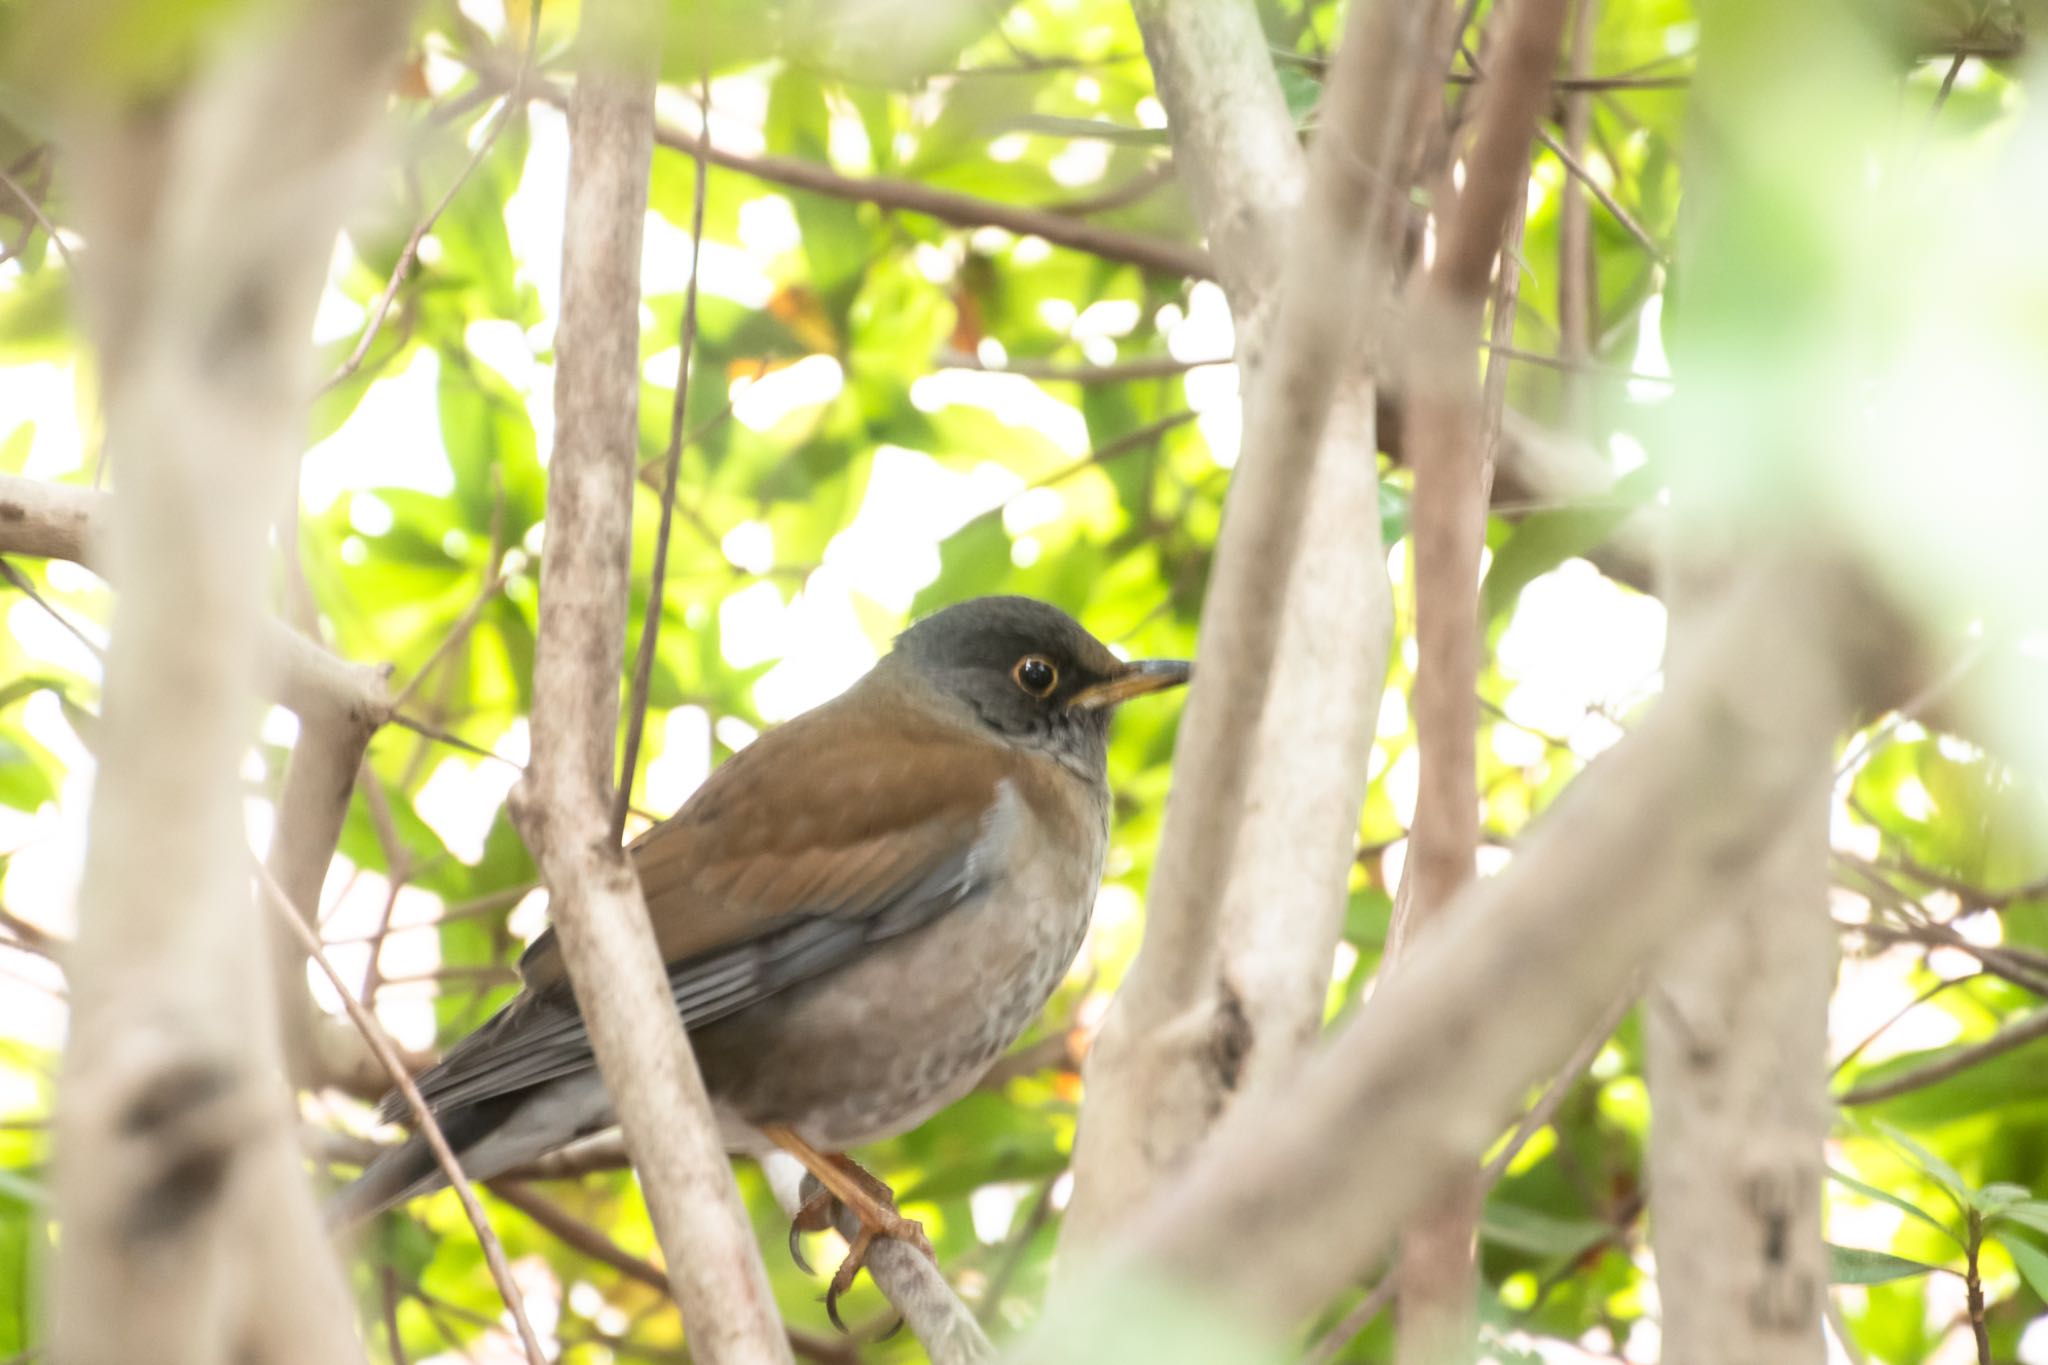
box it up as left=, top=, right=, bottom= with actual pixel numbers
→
left=1012, top=655, right=1059, bottom=697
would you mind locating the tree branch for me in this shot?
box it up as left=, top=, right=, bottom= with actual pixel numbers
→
left=505, top=2, right=790, bottom=1359
left=489, top=1180, right=858, bottom=1365
left=0, top=471, right=394, bottom=724
left=508, top=78, right=1213, bottom=281
left=756, top=1158, right=995, bottom=1365
left=1022, top=563, right=1891, bottom=1347
left=266, top=870, right=547, bottom=1364
left=266, top=695, right=390, bottom=1090
left=47, top=3, right=412, bottom=1362
left=1389, top=4, right=1573, bottom=1358
left=1061, top=0, right=1418, bottom=1252
left=613, top=65, right=709, bottom=842
left=1836, top=1006, right=2048, bottom=1106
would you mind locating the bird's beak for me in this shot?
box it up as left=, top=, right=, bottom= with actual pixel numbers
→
left=1070, top=658, right=1194, bottom=711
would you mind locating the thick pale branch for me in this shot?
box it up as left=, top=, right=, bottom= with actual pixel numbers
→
left=0, top=471, right=396, bottom=1096
left=1061, top=0, right=1414, bottom=1252
left=508, top=3, right=789, bottom=1360
left=49, top=3, right=411, bottom=1363
left=1026, top=564, right=1890, bottom=1346
left=1126, top=0, right=1303, bottom=309
left=0, top=473, right=95, bottom=561
left=0, top=471, right=393, bottom=722
left=1115, top=0, right=1419, bottom=1011
left=267, top=703, right=389, bottom=1089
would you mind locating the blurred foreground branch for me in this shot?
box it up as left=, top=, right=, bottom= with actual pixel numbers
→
left=47, top=3, right=412, bottom=1362
left=1023, top=561, right=1898, bottom=1352
left=0, top=472, right=393, bottom=721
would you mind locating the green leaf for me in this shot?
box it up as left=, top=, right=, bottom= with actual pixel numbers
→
left=1874, top=1120, right=1971, bottom=1212
left=0, top=737, right=56, bottom=812
left=1378, top=478, right=1411, bottom=547
left=1002, top=115, right=1169, bottom=146
left=1973, top=1182, right=2032, bottom=1212
left=0, top=262, right=70, bottom=364
left=1989, top=1200, right=2048, bottom=1238
left=1480, top=1202, right=1611, bottom=1259
left=2004, top=1234, right=2048, bottom=1304
left=0, top=423, right=33, bottom=472
left=1277, top=65, right=1323, bottom=125
left=0, top=673, right=67, bottom=713
left=766, top=69, right=874, bottom=300
left=1480, top=464, right=1661, bottom=624
left=1828, top=1243, right=1944, bottom=1285
left=0, top=1168, right=42, bottom=1209
left=1827, top=1166, right=1963, bottom=1246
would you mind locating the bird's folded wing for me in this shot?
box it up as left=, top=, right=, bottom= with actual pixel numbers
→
left=379, top=710, right=1021, bottom=1123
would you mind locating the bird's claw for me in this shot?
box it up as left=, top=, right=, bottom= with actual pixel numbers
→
left=787, top=1177, right=839, bottom=1276
left=822, top=1208, right=932, bottom=1334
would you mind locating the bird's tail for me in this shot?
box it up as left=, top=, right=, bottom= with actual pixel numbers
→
left=327, top=1092, right=527, bottom=1229
left=328, top=1132, right=452, bottom=1230
left=327, top=1082, right=607, bottom=1229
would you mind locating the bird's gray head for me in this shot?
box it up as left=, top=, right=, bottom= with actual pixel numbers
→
left=881, top=596, right=1189, bottom=775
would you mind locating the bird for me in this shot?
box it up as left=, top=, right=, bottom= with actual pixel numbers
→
left=332, top=595, right=1189, bottom=1315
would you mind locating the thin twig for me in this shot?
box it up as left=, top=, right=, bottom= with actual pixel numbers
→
left=1449, top=69, right=1689, bottom=90
left=0, top=558, right=105, bottom=660
left=490, top=1179, right=669, bottom=1288
left=382, top=1266, right=411, bottom=1365
left=1829, top=972, right=1976, bottom=1079
left=1305, top=1275, right=1400, bottom=1365
left=1557, top=0, right=1598, bottom=432
left=1478, top=339, right=1664, bottom=385
left=0, top=160, right=76, bottom=272
left=1836, top=1004, right=2048, bottom=1106
left=505, top=77, right=1214, bottom=281
left=387, top=710, right=525, bottom=768
left=975, top=1179, right=1057, bottom=1327
left=256, top=864, right=548, bottom=1365
left=1928, top=51, right=1969, bottom=125
left=1533, top=125, right=1668, bottom=267
left=1966, top=1215, right=1991, bottom=1365
left=358, top=875, right=408, bottom=1001
left=1832, top=642, right=1983, bottom=782
left=321, top=5, right=546, bottom=394
left=933, top=347, right=1231, bottom=384
left=613, top=69, right=711, bottom=842
left=1046, top=160, right=1177, bottom=216
left=388, top=573, right=508, bottom=713
left=490, top=1179, right=857, bottom=1362
left=0, top=904, right=65, bottom=964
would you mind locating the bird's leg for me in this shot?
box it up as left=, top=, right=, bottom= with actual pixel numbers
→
left=763, top=1125, right=933, bottom=1331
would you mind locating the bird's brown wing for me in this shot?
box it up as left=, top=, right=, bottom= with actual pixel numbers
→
left=380, top=694, right=1022, bottom=1122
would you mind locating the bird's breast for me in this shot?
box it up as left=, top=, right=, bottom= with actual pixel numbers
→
left=697, top=773, right=1108, bottom=1153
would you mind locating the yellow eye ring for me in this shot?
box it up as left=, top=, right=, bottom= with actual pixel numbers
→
left=1012, top=655, right=1059, bottom=697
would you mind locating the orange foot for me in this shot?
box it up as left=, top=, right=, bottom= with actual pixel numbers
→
left=765, top=1125, right=935, bottom=1332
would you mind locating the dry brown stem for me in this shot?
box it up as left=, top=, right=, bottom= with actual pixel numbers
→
left=1387, top=3, right=1574, bottom=1359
